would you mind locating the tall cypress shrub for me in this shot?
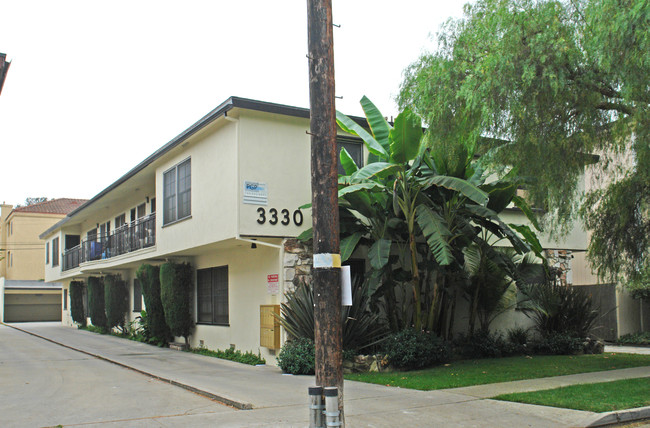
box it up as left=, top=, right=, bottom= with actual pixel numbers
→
left=160, top=262, right=193, bottom=343
left=87, top=276, right=107, bottom=329
left=136, top=264, right=171, bottom=343
left=69, top=280, right=86, bottom=326
left=104, top=274, right=128, bottom=331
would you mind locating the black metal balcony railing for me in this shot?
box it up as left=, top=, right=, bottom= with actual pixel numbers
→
left=62, top=213, right=156, bottom=271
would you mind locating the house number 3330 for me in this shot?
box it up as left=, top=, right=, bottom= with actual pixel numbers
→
left=256, top=208, right=303, bottom=226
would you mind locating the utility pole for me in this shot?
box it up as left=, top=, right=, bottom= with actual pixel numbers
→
left=306, top=0, right=344, bottom=424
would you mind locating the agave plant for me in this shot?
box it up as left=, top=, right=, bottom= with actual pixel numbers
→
left=277, top=274, right=389, bottom=352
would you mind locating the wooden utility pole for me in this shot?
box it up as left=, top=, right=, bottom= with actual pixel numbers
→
left=306, top=0, right=344, bottom=422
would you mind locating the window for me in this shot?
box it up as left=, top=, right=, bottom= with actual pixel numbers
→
left=133, top=279, right=142, bottom=312
left=52, top=237, right=59, bottom=267
left=337, top=137, right=364, bottom=175
left=163, top=158, right=191, bottom=225
left=63, top=289, right=68, bottom=310
left=137, top=203, right=146, bottom=219
left=151, top=197, right=156, bottom=213
left=115, top=213, right=126, bottom=229
left=197, top=266, right=228, bottom=325
left=46, top=242, right=50, bottom=264
left=8, top=251, right=11, bottom=267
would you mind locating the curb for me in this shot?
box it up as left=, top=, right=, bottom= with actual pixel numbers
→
left=582, top=406, right=650, bottom=427
left=3, top=323, right=254, bottom=410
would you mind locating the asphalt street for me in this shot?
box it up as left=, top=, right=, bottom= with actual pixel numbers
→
left=0, top=325, right=236, bottom=427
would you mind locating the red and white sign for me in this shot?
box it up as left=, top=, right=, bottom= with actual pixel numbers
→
left=267, top=274, right=279, bottom=294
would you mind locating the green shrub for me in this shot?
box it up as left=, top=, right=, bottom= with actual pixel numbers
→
left=87, top=276, right=107, bottom=329
left=533, top=332, right=584, bottom=355
left=383, top=329, right=450, bottom=370
left=69, top=281, right=86, bottom=326
left=520, top=282, right=599, bottom=338
left=505, top=326, right=530, bottom=355
left=278, top=275, right=389, bottom=352
left=136, top=264, right=171, bottom=344
left=191, top=346, right=266, bottom=366
left=455, top=330, right=507, bottom=359
left=160, top=262, right=193, bottom=342
left=104, top=274, right=128, bottom=332
left=617, top=331, right=650, bottom=346
left=277, top=337, right=315, bottom=375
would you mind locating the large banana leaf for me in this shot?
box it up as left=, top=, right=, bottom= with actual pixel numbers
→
left=340, top=147, right=359, bottom=175
left=338, top=182, right=383, bottom=198
left=368, top=238, right=392, bottom=270
left=425, top=175, right=489, bottom=206
left=360, top=96, right=391, bottom=153
left=389, top=108, right=423, bottom=164
left=509, top=224, right=543, bottom=258
left=336, top=110, right=388, bottom=159
left=415, top=205, right=454, bottom=266
left=340, top=232, right=363, bottom=262
left=350, top=162, right=400, bottom=182
left=482, top=181, right=517, bottom=213
left=511, top=195, right=542, bottom=231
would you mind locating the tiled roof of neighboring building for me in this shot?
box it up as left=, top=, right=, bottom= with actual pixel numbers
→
left=13, top=198, right=88, bottom=215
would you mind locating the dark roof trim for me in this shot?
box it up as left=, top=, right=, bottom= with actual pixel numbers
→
left=40, top=96, right=368, bottom=239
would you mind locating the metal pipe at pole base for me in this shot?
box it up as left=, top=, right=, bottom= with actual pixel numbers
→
left=309, top=386, right=324, bottom=428
left=324, top=387, right=341, bottom=427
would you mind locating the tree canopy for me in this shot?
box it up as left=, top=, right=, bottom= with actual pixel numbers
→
left=399, top=0, right=649, bottom=287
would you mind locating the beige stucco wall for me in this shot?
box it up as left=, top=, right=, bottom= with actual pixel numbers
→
left=3, top=211, right=65, bottom=281
left=190, top=241, right=283, bottom=364
left=237, top=113, right=312, bottom=238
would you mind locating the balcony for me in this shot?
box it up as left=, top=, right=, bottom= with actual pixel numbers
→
left=62, top=213, right=156, bottom=271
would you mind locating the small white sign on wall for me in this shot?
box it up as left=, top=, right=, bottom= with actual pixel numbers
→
left=243, top=181, right=268, bottom=205
left=267, top=274, right=279, bottom=294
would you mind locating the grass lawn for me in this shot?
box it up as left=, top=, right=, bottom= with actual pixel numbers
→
left=344, top=353, right=650, bottom=390
left=494, top=378, right=650, bottom=412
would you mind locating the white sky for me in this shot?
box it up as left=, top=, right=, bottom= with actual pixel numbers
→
left=0, top=0, right=465, bottom=207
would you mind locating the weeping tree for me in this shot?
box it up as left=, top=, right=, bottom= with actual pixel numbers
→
left=136, top=264, right=171, bottom=343
left=331, top=97, right=543, bottom=336
left=69, top=280, right=86, bottom=326
left=399, top=0, right=650, bottom=292
left=87, top=276, right=107, bottom=329
left=160, top=262, right=193, bottom=344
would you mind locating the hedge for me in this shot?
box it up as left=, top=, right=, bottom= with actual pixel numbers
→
left=87, top=276, right=107, bottom=329
left=104, top=274, right=128, bottom=331
left=136, top=264, right=171, bottom=343
left=160, top=262, right=193, bottom=342
left=69, top=280, right=86, bottom=326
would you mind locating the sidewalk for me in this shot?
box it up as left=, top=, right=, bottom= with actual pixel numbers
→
left=6, top=322, right=650, bottom=427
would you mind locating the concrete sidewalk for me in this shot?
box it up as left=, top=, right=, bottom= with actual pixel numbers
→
left=5, top=322, right=650, bottom=427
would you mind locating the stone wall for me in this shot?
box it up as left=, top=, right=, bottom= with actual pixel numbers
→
left=282, top=238, right=313, bottom=293
left=545, top=249, right=573, bottom=286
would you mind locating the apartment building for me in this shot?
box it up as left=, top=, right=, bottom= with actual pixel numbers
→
left=1, top=198, right=86, bottom=322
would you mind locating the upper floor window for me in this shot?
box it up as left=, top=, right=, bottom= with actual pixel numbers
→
left=163, top=158, right=191, bottom=225
left=46, top=242, right=50, bottom=264
left=52, top=237, right=60, bottom=267
left=115, top=213, right=126, bottom=229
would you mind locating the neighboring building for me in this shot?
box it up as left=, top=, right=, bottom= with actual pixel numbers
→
left=1, top=198, right=86, bottom=322
left=0, top=52, right=10, bottom=96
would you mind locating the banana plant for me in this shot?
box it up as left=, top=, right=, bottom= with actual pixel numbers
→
left=337, top=97, right=491, bottom=330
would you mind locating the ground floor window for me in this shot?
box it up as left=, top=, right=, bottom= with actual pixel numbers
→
left=197, top=266, right=229, bottom=325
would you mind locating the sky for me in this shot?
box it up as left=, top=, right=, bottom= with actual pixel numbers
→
left=0, top=0, right=466, bottom=207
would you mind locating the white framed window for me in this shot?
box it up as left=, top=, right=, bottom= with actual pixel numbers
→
left=163, top=158, right=191, bottom=225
